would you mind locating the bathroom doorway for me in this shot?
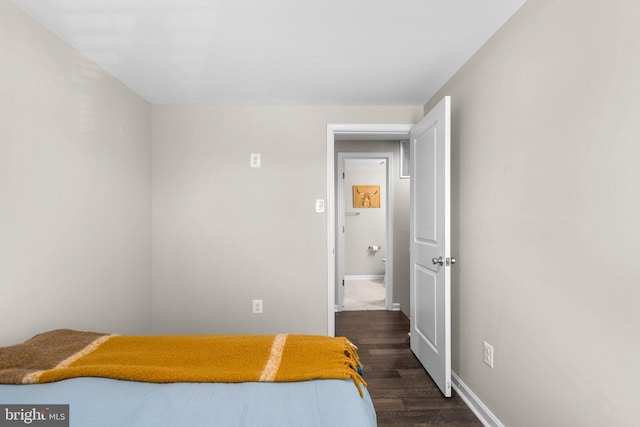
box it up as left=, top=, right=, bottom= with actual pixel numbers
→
left=336, top=151, right=393, bottom=312
left=342, top=157, right=388, bottom=310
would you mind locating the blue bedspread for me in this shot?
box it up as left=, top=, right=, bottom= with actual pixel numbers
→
left=0, top=377, right=376, bottom=426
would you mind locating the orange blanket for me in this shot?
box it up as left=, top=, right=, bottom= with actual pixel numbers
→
left=0, top=330, right=366, bottom=396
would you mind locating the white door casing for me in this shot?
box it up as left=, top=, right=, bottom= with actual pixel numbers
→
left=409, top=96, right=452, bottom=397
left=326, top=124, right=413, bottom=336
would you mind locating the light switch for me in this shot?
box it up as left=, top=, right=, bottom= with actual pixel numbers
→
left=250, top=153, right=261, bottom=168
left=315, top=199, right=325, bottom=213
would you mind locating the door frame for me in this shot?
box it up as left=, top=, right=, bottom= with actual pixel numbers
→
left=326, top=124, right=413, bottom=336
left=337, top=152, right=394, bottom=312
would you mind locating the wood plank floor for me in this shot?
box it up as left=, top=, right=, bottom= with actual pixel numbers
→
left=336, top=311, right=482, bottom=427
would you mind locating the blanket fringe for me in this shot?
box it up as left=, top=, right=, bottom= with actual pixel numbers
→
left=343, top=339, right=366, bottom=397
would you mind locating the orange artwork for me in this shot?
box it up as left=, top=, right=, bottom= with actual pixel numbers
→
left=353, top=185, right=380, bottom=208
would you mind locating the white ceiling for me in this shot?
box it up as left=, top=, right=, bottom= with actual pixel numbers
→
left=11, top=0, right=527, bottom=105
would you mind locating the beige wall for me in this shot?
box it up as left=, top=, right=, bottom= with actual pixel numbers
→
left=0, top=1, right=152, bottom=345
left=425, top=0, right=640, bottom=425
left=151, top=106, right=421, bottom=335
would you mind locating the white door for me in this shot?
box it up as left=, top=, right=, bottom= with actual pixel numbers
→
left=409, top=96, right=452, bottom=397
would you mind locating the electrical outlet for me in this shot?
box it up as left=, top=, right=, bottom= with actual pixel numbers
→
left=250, top=153, right=261, bottom=168
left=483, top=341, right=494, bottom=368
left=252, top=299, right=263, bottom=314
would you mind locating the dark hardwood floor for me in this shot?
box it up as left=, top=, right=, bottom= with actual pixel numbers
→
left=336, top=311, right=482, bottom=427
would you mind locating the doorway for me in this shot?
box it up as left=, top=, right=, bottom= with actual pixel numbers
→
left=327, top=99, right=452, bottom=398
left=337, top=154, right=392, bottom=312
left=326, top=124, right=413, bottom=336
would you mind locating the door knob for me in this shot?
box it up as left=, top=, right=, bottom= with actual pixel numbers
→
left=432, top=256, right=444, bottom=266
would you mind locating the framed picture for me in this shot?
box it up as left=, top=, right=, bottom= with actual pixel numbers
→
left=353, top=185, right=380, bottom=208
left=400, top=140, right=410, bottom=179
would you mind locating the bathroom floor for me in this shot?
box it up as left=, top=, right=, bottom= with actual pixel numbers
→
left=343, top=279, right=386, bottom=311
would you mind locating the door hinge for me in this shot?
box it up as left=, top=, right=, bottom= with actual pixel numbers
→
left=342, top=172, right=345, bottom=179
left=342, top=279, right=345, bottom=287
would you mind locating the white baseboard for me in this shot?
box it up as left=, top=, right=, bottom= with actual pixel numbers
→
left=344, top=275, right=385, bottom=281
left=451, top=372, right=504, bottom=427
left=337, top=303, right=400, bottom=312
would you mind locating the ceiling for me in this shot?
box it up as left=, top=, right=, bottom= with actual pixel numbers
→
left=11, top=0, right=527, bottom=105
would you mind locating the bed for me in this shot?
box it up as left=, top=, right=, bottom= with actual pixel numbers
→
left=0, top=330, right=376, bottom=426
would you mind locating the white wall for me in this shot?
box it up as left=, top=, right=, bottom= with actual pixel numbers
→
left=425, top=0, right=640, bottom=425
left=0, top=1, right=152, bottom=345
left=151, top=106, right=421, bottom=335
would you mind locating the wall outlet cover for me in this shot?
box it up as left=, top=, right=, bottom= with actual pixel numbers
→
left=250, top=153, right=261, bottom=168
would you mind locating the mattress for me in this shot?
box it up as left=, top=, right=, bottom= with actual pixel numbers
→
left=0, top=377, right=376, bottom=426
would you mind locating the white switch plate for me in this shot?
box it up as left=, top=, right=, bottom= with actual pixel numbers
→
left=483, top=341, right=494, bottom=368
left=252, top=299, right=263, bottom=314
left=250, top=153, right=261, bottom=168
left=315, top=199, right=325, bottom=213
